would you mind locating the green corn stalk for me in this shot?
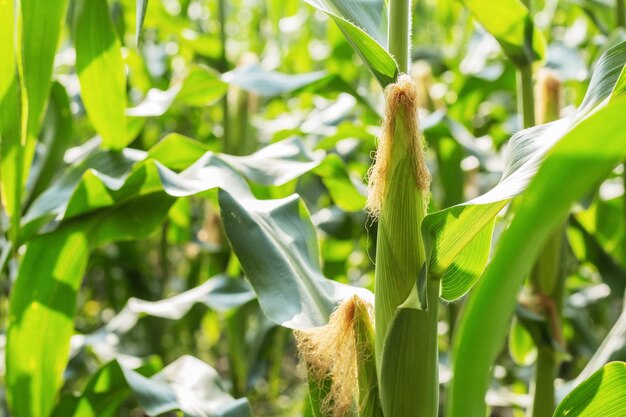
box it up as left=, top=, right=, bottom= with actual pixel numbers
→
left=367, top=1, right=439, bottom=415
left=527, top=69, right=566, bottom=417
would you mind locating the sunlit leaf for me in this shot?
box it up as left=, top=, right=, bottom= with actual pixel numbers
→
left=303, top=0, right=398, bottom=87
left=449, top=100, right=626, bottom=417
left=219, top=190, right=372, bottom=329
left=554, top=362, right=626, bottom=417
left=75, top=0, right=127, bottom=149
left=426, top=41, right=626, bottom=301
left=460, top=0, right=546, bottom=66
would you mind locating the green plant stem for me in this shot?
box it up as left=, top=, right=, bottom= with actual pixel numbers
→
left=218, top=0, right=231, bottom=153
left=617, top=0, right=625, bottom=28
left=388, top=0, right=411, bottom=73
left=530, top=347, right=556, bottom=417
left=517, top=65, right=535, bottom=129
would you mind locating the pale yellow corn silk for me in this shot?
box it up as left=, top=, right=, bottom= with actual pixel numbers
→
left=295, top=296, right=374, bottom=417
left=366, top=73, right=431, bottom=216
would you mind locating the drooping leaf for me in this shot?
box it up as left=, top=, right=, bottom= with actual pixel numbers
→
left=303, top=0, right=398, bottom=87
left=22, top=136, right=322, bottom=238
left=75, top=0, right=127, bottom=150
left=219, top=190, right=372, bottom=329
left=425, top=41, right=626, bottom=301
left=554, top=362, right=626, bottom=417
left=449, top=100, right=626, bottom=417
left=51, top=356, right=252, bottom=417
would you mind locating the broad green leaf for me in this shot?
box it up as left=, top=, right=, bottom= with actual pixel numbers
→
left=9, top=136, right=331, bottom=415
left=51, top=356, right=252, bottom=417
left=6, top=194, right=174, bottom=417
left=460, top=0, right=546, bottom=67
left=75, top=0, right=127, bottom=150
left=554, top=362, right=626, bottom=417
left=219, top=190, right=372, bottom=329
left=303, top=0, right=398, bottom=87
left=449, top=100, right=626, bottom=417
left=425, top=40, right=626, bottom=301
left=22, top=136, right=321, bottom=237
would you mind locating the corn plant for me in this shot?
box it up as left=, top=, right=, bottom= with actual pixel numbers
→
left=1, top=0, right=626, bottom=417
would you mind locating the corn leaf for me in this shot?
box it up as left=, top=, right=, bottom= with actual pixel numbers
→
left=425, top=41, right=626, bottom=301
left=460, top=0, right=546, bottom=66
left=75, top=0, right=127, bottom=150
left=8, top=136, right=346, bottom=416
left=51, top=356, right=252, bottom=417
left=303, top=0, right=398, bottom=87
left=449, top=100, right=626, bottom=417
left=219, top=190, right=372, bottom=329
left=554, top=362, right=626, bottom=417
left=136, top=0, right=149, bottom=44
left=0, top=0, right=26, bottom=244
left=22, top=0, right=68, bottom=143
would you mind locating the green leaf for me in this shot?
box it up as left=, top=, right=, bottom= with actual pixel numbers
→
left=22, top=137, right=321, bottom=238
left=554, top=362, right=626, bottom=417
left=425, top=40, right=626, bottom=301
left=136, top=0, right=149, bottom=45
left=6, top=194, right=175, bottom=417
left=51, top=356, right=252, bottom=417
left=449, top=100, right=626, bottom=417
left=303, top=0, right=398, bottom=87
left=219, top=190, right=372, bottom=329
left=223, top=64, right=328, bottom=97
left=9, top=135, right=333, bottom=415
left=460, top=0, right=546, bottom=66
left=76, top=274, right=255, bottom=343
left=22, top=0, right=69, bottom=143
left=28, top=81, right=74, bottom=202
left=314, top=154, right=367, bottom=212
left=75, top=0, right=127, bottom=150
left=0, top=0, right=26, bottom=244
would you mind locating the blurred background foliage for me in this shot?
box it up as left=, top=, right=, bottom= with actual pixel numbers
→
left=0, top=0, right=626, bottom=416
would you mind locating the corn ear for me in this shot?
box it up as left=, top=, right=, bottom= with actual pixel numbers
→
left=295, top=296, right=381, bottom=417
left=368, top=74, right=438, bottom=417
left=367, top=74, right=431, bottom=364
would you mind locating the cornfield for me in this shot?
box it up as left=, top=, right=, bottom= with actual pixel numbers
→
left=1, top=0, right=626, bottom=416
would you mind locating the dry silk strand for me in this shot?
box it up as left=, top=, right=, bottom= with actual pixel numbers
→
left=366, top=73, right=431, bottom=216
left=295, top=296, right=374, bottom=417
